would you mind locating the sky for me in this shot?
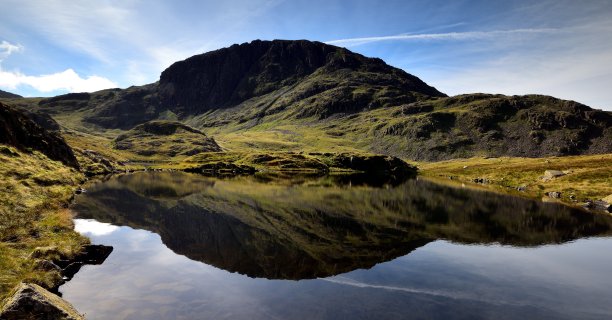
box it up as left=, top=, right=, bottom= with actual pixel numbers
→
left=1, top=0, right=611, bottom=110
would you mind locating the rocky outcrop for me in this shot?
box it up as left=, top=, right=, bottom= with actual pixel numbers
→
left=0, top=102, right=79, bottom=168
left=375, top=94, right=612, bottom=160
left=0, top=283, right=83, bottom=320
left=329, top=153, right=417, bottom=178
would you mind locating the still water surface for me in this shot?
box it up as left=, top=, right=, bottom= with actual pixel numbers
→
left=61, top=172, right=612, bottom=319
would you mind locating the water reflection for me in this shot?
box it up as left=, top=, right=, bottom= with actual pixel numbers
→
left=72, top=171, right=612, bottom=279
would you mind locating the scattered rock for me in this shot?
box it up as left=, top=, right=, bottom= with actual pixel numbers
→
left=0, top=283, right=84, bottom=320
left=546, top=191, right=562, bottom=199
left=517, top=185, right=527, bottom=192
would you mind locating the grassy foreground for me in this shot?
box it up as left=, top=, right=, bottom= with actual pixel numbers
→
left=0, top=145, right=88, bottom=303
left=418, top=153, right=612, bottom=208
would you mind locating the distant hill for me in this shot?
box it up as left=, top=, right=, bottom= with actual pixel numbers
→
left=8, top=39, right=612, bottom=161
left=0, top=89, right=22, bottom=99
left=113, top=120, right=222, bottom=158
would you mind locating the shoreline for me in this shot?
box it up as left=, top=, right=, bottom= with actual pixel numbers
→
left=2, top=153, right=611, bottom=317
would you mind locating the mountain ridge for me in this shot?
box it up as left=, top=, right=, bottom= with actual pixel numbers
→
left=5, top=39, right=612, bottom=161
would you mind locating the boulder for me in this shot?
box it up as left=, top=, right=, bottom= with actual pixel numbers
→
left=546, top=191, right=562, bottom=199
left=0, top=283, right=84, bottom=320
left=543, top=170, right=566, bottom=179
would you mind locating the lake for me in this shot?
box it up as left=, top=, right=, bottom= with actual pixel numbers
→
left=61, top=171, right=612, bottom=319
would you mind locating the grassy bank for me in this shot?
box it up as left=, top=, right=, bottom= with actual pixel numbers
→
left=0, top=145, right=88, bottom=303
left=418, top=154, right=612, bottom=208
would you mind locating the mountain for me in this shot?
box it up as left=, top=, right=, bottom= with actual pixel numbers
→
left=0, top=90, right=22, bottom=99
left=0, top=102, right=78, bottom=168
left=8, top=39, right=612, bottom=161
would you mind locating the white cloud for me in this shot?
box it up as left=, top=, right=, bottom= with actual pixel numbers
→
left=325, top=28, right=561, bottom=47
left=0, top=68, right=117, bottom=93
left=0, top=39, right=117, bottom=93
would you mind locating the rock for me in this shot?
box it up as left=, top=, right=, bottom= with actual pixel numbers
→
left=0, top=283, right=84, bottom=320
left=33, top=260, right=62, bottom=272
left=472, top=177, right=489, bottom=184
left=517, top=185, right=527, bottom=192
left=546, top=191, right=562, bottom=199
left=583, top=200, right=612, bottom=212
left=543, top=170, right=566, bottom=179
left=75, top=187, right=86, bottom=195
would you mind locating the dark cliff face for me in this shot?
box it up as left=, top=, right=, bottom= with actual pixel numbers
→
left=0, top=102, right=79, bottom=168
left=157, top=39, right=445, bottom=116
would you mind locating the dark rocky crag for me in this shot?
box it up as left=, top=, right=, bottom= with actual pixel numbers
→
left=0, top=102, right=79, bottom=168
left=157, top=39, right=445, bottom=117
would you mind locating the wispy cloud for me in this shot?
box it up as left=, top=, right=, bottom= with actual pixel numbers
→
left=0, top=40, right=23, bottom=61
left=326, top=28, right=561, bottom=47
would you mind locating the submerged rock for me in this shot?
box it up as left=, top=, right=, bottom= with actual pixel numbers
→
left=0, top=283, right=84, bottom=320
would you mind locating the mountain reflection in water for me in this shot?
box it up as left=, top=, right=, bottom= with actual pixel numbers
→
left=72, top=171, right=612, bottom=280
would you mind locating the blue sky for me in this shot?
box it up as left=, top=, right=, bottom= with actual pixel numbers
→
left=1, top=0, right=611, bottom=110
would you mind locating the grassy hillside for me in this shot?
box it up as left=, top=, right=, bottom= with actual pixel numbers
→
left=0, top=145, right=87, bottom=302
left=419, top=154, right=612, bottom=207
